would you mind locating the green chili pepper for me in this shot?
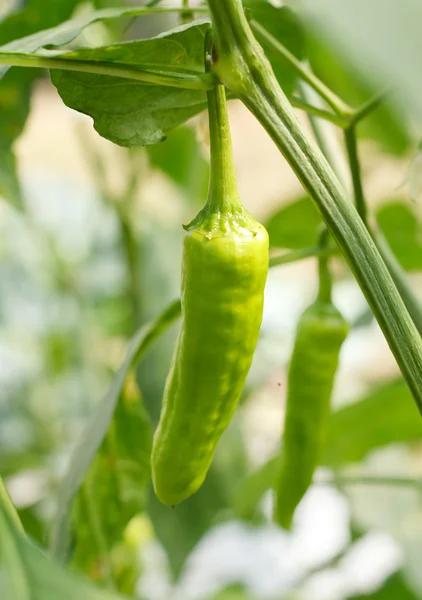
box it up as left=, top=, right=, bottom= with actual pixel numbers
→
left=151, top=70, right=269, bottom=506
left=275, top=241, right=349, bottom=529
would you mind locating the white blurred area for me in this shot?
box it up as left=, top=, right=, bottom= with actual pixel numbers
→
left=1, top=76, right=422, bottom=600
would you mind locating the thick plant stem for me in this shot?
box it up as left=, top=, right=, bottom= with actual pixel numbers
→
left=206, top=0, right=422, bottom=411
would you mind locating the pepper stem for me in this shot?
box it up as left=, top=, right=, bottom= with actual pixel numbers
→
left=317, top=228, right=333, bottom=303
left=204, top=35, right=241, bottom=214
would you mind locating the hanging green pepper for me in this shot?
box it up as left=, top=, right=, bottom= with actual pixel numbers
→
left=151, top=48, right=269, bottom=506
left=275, top=235, right=349, bottom=529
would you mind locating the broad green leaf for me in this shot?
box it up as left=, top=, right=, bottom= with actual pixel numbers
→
left=307, top=34, right=411, bottom=155
left=376, top=202, right=422, bottom=272
left=302, top=0, right=422, bottom=121
left=51, top=21, right=209, bottom=147
left=244, top=1, right=306, bottom=97
left=50, top=300, right=181, bottom=560
left=233, top=379, right=422, bottom=519
left=265, top=196, right=322, bottom=249
left=323, top=379, right=422, bottom=467
left=147, top=125, right=209, bottom=207
left=0, top=0, right=82, bottom=205
left=149, top=419, right=247, bottom=580
left=70, top=375, right=151, bottom=592
left=347, top=572, right=418, bottom=600
left=0, top=500, right=129, bottom=600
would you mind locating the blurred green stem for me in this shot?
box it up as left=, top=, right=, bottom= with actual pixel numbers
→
left=181, top=0, right=193, bottom=23
left=317, top=228, right=333, bottom=303
left=350, top=87, right=391, bottom=125
left=290, top=96, right=348, bottom=127
left=344, top=126, right=368, bottom=225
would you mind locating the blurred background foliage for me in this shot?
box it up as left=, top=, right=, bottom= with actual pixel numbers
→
left=0, top=1, right=421, bottom=599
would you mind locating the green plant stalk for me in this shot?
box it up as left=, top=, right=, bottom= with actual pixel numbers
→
left=0, top=53, right=214, bottom=90
left=344, top=126, right=368, bottom=224
left=350, top=87, right=391, bottom=125
left=269, top=245, right=337, bottom=268
left=298, top=80, right=352, bottom=194
left=206, top=0, right=422, bottom=411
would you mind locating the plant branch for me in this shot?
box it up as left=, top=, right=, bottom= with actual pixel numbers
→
left=0, top=53, right=215, bottom=90
left=350, top=87, right=391, bottom=125
left=249, top=19, right=352, bottom=117
left=290, top=96, right=348, bottom=127
left=344, top=126, right=368, bottom=225
left=269, top=245, right=337, bottom=268
left=207, top=0, right=422, bottom=411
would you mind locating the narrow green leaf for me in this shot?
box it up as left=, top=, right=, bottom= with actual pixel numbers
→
left=265, top=196, right=322, bottom=249
left=50, top=300, right=181, bottom=560
left=376, top=202, right=422, bottom=271
left=51, top=21, right=210, bottom=147
left=0, top=501, right=129, bottom=600
left=244, top=1, right=306, bottom=97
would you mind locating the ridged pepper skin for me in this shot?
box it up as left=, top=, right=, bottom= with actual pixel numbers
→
left=152, top=209, right=268, bottom=506
left=275, top=301, right=349, bottom=529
